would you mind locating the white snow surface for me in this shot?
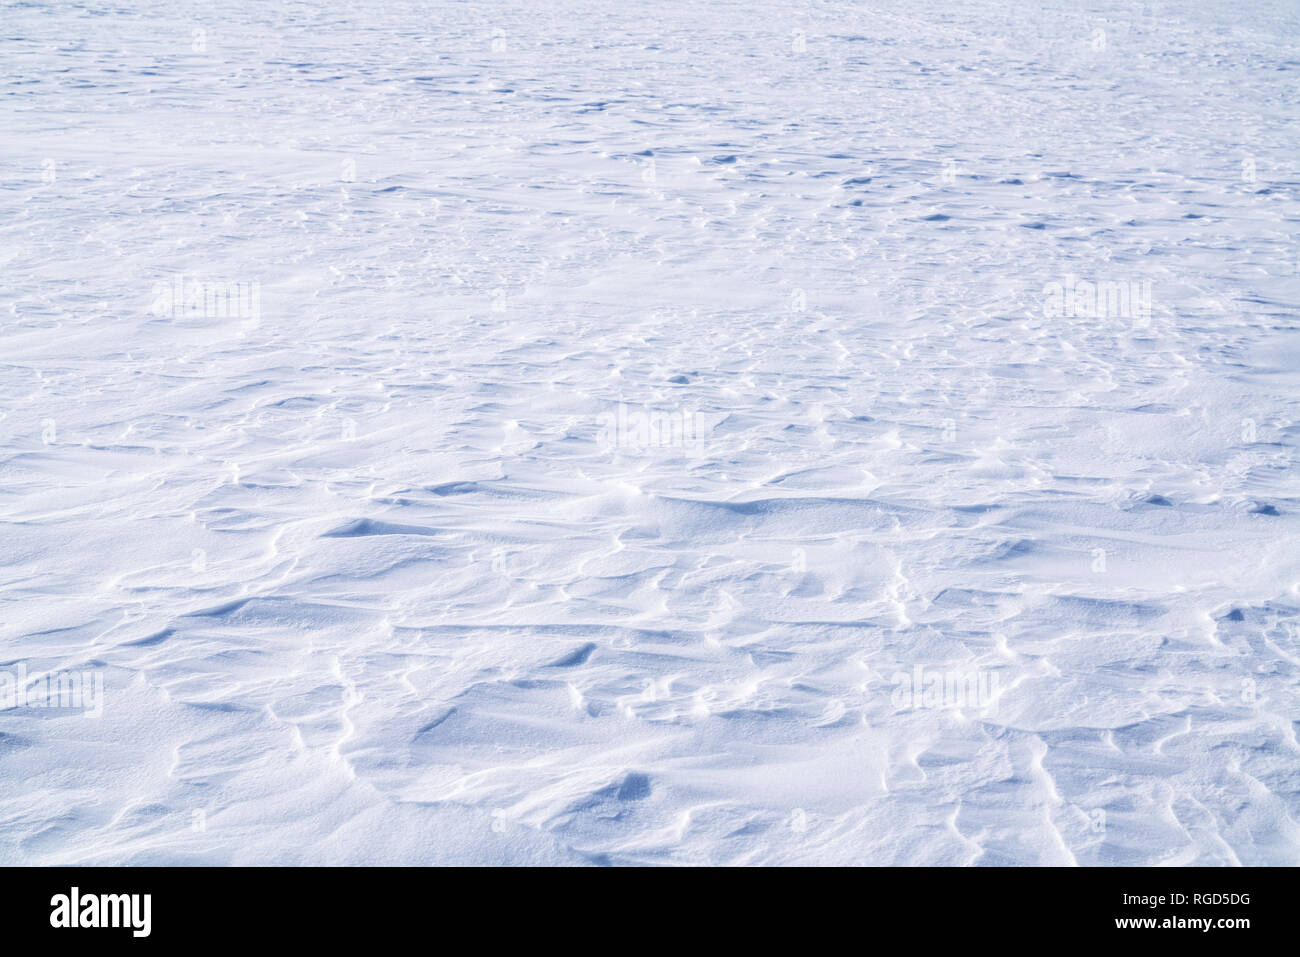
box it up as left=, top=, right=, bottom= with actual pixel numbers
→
left=2, top=0, right=1299, bottom=865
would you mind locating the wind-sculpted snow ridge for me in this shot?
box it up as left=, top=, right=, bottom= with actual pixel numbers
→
left=1, top=0, right=1298, bottom=865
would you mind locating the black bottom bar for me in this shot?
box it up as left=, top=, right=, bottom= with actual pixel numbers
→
left=0, top=866, right=1287, bottom=945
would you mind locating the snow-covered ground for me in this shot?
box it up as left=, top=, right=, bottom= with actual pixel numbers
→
left=2, top=0, right=1298, bottom=865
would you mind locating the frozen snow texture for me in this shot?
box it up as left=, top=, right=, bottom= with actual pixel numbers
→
left=1, top=0, right=1298, bottom=865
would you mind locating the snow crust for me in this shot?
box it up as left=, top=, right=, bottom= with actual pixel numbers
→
left=1, top=0, right=1298, bottom=864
